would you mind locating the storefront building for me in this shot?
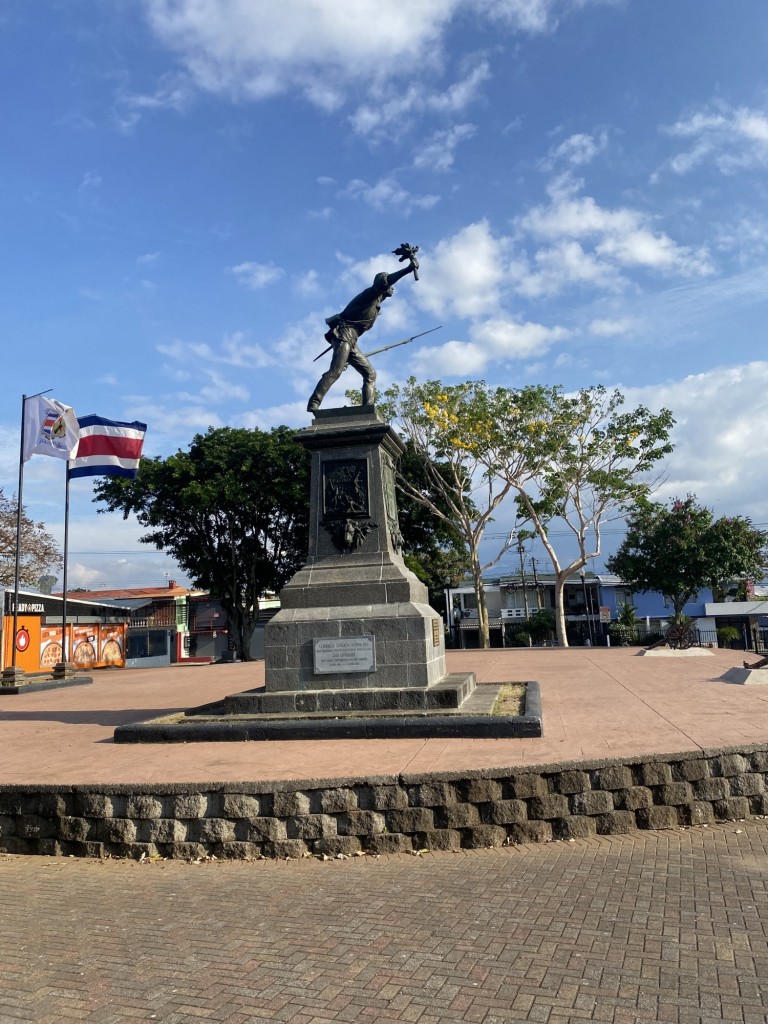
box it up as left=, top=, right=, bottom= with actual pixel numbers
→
left=1, top=588, right=131, bottom=673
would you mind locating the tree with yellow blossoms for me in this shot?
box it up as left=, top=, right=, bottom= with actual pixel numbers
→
left=381, top=379, right=540, bottom=648
left=383, top=380, right=674, bottom=648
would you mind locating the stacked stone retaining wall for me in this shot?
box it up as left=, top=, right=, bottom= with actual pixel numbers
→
left=2, top=744, right=767, bottom=860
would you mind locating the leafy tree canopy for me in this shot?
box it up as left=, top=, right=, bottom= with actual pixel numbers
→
left=380, top=379, right=524, bottom=647
left=499, top=384, right=674, bottom=646
left=0, top=487, right=62, bottom=588
left=381, top=379, right=674, bottom=647
left=606, top=495, right=768, bottom=623
left=93, top=426, right=310, bottom=660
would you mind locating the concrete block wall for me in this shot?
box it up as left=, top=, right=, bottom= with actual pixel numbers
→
left=1, top=744, right=767, bottom=860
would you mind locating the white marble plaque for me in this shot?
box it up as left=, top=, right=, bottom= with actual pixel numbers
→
left=313, top=636, right=376, bottom=674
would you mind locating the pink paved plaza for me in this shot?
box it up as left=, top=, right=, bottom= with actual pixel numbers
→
left=1, top=647, right=767, bottom=787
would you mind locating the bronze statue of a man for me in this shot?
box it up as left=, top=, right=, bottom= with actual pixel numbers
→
left=307, top=244, right=419, bottom=412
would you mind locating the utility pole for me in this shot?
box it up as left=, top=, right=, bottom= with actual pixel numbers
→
left=517, top=537, right=530, bottom=643
left=580, top=569, right=595, bottom=646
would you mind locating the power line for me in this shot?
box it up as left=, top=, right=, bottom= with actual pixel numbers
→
left=67, top=550, right=178, bottom=556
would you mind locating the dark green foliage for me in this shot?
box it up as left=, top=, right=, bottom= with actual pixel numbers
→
left=607, top=495, right=768, bottom=624
left=609, top=623, right=636, bottom=647
left=716, top=626, right=740, bottom=648
left=526, top=608, right=557, bottom=643
left=94, top=426, right=310, bottom=660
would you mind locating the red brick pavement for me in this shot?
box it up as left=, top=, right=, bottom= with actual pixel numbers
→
left=1, top=818, right=767, bottom=1023
left=1, top=648, right=767, bottom=786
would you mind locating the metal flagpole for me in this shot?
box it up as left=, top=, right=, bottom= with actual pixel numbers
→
left=56, top=462, right=72, bottom=679
left=7, top=389, right=52, bottom=681
left=9, top=395, right=27, bottom=674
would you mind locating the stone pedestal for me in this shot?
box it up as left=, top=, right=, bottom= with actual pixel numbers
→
left=111, top=406, right=542, bottom=741
left=255, top=405, right=470, bottom=713
left=1, top=666, right=26, bottom=688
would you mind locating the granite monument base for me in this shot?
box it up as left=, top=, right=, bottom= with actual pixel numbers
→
left=112, top=680, right=543, bottom=742
left=112, top=405, right=529, bottom=742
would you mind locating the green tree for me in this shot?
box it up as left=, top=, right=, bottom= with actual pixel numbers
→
left=500, top=385, right=674, bottom=646
left=385, top=381, right=674, bottom=647
left=0, top=488, right=62, bottom=587
left=381, top=380, right=527, bottom=648
left=606, top=495, right=768, bottom=624
left=609, top=600, right=640, bottom=646
left=616, top=601, right=640, bottom=630
left=526, top=608, right=556, bottom=644
left=93, top=426, right=310, bottom=660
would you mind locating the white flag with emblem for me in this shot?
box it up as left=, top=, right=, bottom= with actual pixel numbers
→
left=22, top=395, right=80, bottom=462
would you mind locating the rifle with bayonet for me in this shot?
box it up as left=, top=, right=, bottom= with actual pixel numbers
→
left=312, top=325, right=442, bottom=363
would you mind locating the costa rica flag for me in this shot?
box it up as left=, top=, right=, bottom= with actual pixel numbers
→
left=68, top=414, right=147, bottom=479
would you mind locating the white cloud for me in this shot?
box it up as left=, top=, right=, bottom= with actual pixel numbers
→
left=542, top=129, right=608, bottom=169
left=413, top=123, right=477, bottom=173
left=516, top=173, right=713, bottom=291
left=588, top=317, right=636, bottom=337
left=78, top=170, right=102, bottom=196
left=523, top=360, right=546, bottom=375
left=332, top=177, right=714, bottom=349
left=113, top=71, right=194, bottom=132
left=415, top=220, right=510, bottom=318
left=137, top=252, right=160, bottom=265
left=662, top=100, right=768, bottom=176
left=410, top=338, right=489, bottom=377
left=139, top=1, right=614, bottom=132
left=58, top=110, right=96, bottom=131
left=714, top=216, right=768, bottom=264
left=476, top=0, right=556, bottom=32
left=239, top=400, right=308, bottom=431
left=410, top=316, right=572, bottom=376
left=350, top=62, right=490, bottom=143
left=623, top=361, right=768, bottom=522
left=179, top=369, right=249, bottom=404
left=341, top=177, right=440, bottom=214
left=214, top=333, right=274, bottom=368
left=273, top=314, right=327, bottom=372
left=294, top=269, right=321, bottom=297
left=479, top=0, right=621, bottom=33
left=121, top=399, right=224, bottom=436
left=157, top=332, right=273, bottom=369
left=471, top=317, right=572, bottom=358
left=514, top=239, right=624, bottom=297
left=143, top=0, right=457, bottom=108
left=230, top=261, right=284, bottom=290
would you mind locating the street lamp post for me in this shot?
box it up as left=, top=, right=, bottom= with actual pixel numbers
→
left=531, top=557, right=541, bottom=610
left=580, top=570, right=595, bottom=646
left=516, top=537, right=531, bottom=646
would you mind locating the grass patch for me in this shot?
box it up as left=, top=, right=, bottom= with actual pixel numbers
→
left=491, top=683, right=526, bottom=717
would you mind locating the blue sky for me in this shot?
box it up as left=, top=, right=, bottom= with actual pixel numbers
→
left=2, top=0, right=768, bottom=588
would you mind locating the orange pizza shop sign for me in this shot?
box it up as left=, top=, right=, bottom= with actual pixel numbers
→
left=4, top=618, right=127, bottom=673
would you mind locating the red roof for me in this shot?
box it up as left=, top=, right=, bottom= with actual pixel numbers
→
left=56, top=585, right=202, bottom=601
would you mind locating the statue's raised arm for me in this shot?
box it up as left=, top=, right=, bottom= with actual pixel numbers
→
left=307, top=243, right=419, bottom=413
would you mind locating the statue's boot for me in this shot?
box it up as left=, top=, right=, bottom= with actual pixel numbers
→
left=307, top=371, right=336, bottom=412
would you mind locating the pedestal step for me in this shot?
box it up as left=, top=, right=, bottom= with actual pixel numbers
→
left=221, top=672, right=475, bottom=716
